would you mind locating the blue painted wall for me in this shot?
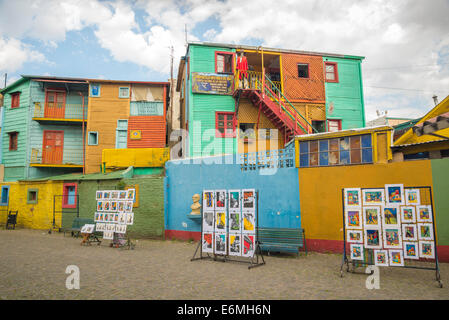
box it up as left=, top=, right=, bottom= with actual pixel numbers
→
left=165, top=154, right=301, bottom=235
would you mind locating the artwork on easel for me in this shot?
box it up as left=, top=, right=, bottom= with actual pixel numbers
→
left=364, top=227, right=382, bottom=249
left=362, top=206, right=381, bottom=227
left=347, top=230, right=363, bottom=244
left=362, top=189, right=384, bottom=206
left=215, top=211, right=226, bottom=232
left=403, top=242, right=419, bottom=260
left=385, top=184, right=405, bottom=206
left=419, top=241, right=435, bottom=259
left=202, top=233, right=213, bottom=253
left=119, top=190, right=127, bottom=200
left=344, top=188, right=361, bottom=207
left=382, top=206, right=401, bottom=227
left=389, top=250, right=404, bottom=266
left=242, top=211, right=255, bottom=233
left=215, top=232, right=227, bottom=255
left=96, top=191, right=103, bottom=200
left=215, top=190, right=226, bottom=209
left=405, top=189, right=420, bottom=206
left=203, top=190, right=214, bottom=210
left=202, top=211, right=214, bottom=232
left=374, top=249, right=389, bottom=266
left=402, top=224, right=417, bottom=241
left=228, top=234, right=241, bottom=256
left=345, top=207, right=362, bottom=229
left=417, top=205, right=433, bottom=223
left=242, top=189, right=256, bottom=210
left=400, top=206, right=416, bottom=223
left=229, top=190, right=240, bottom=210
left=350, top=244, right=364, bottom=260
left=383, top=227, right=402, bottom=249
left=229, top=212, right=241, bottom=233
left=418, top=223, right=434, bottom=241
left=242, top=234, right=255, bottom=258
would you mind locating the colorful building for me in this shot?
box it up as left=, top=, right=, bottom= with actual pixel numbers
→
left=176, top=42, right=366, bottom=158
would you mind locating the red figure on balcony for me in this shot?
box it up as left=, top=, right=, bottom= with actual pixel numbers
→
left=237, top=50, right=248, bottom=89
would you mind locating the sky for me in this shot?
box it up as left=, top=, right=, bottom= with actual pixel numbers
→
left=0, top=0, right=448, bottom=121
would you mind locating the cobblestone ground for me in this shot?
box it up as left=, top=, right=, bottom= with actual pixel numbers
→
left=0, top=229, right=448, bottom=300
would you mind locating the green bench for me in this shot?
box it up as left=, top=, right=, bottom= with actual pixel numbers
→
left=64, top=217, right=95, bottom=238
left=257, top=228, right=307, bottom=256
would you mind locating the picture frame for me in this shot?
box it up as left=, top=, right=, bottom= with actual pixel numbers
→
left=203, top=190, right=214, bottom=210
left=419, top=241, right=435, bottom=259
left=103, top=201, right=111, bottom=212
left=202, top=211, right=214, bottom=232
left=115, top=224, right=127, bottom=234
left=242, top=211, right=256, bottom=233
left=110, top=201, right=118, bottom=212
left=96, top=191, right=103, bottom=200
left=103, top=231, right=114, bottom=240
left=111, top=191, right=119, bottom=199
left=362, top=206, right=381, bottom=227
left=228, top=211, right=241, bottom=233
left=103, top=191, right=111, bottom=199
left=416, top=205, right=433, bottom=223
left=346, top=230, right=363, bottom=244
left=362, top=189, right=384, bottom=206
left=126, top=188, right=136, bottom=201
left=202, top=232, right=213, bottom=253
left=96, top=223, right=105, bottom=232
left=400, top=206, right=416, bottom=223
left=350, top=243, right=364, bottom=261
left=418, top=223, right=434, bottom=241
left=97, top=201, right=103, bottom=211
left=215, top=189, right=227, bottom=209
left=119, top=190, right=127, bottom=200
left=215, top=211, right=227, bottom=232
left=242, top=189, right=256, bottom=210
left=403, top=242, right=419, bottom=260
left=228, top=233, right=242, bottom=256
left=344, top=188, right=362, bottom=207
left=345, top=207, right=362, bottom=229
left=382, top=205, right=401, bottom=227
left=374, top=249, right=389, bottom=267
left=402, top=224, right=417, bottom=241
left=124, top=200, right=133, bottom=213
left=214, top=232, right=227, bottom=255
left=405, top=189, right=421, bottom=206
left=385, top=184, right=405, bottom=206
left=117, top=201, right=125, bottom=212
left=228, top=190, right=241, bottom=210
left=364, top=227, right=382, bottom=249
left=242, top=233, right=255, bottom=258
left=118, top=212, right=127, bottom=224
left=126, top=212, right=134, bottom=225
left=389, top=250, right=405, bottom=266
left=383, top=227, right=403, bottom=249
left=81, top=224, right=95, bottom=234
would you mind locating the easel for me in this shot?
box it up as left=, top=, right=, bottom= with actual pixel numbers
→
left=80, top=232, right=101, bottom=246
left=340, top=186, right=443, bottom=288
left=191, top=190, right=266, bottom=269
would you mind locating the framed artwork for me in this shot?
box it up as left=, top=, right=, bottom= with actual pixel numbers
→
left=94, top=212, right=100, bottom=222
left=400, top=206, right=416, bottom=223
left=242, top=211, right=256, bottom=233
left=202, top=211, right=214, bottom=232
left=119, top=190, right=127, bottom=200
left=405, top=189, right=421, bottom=206
left=389, top=250, right=405, bottom=266
left=103, top=191, right=111, bottom=199
left=126, top=212, right=134, bottom=225
left=215, top=190, right=227, bottom=209
left=103, top=231, right=114, bottom=240
left=344, top=188, right=361, bottom=207
left=203, top=190, right=214, bottom=210
left=104, top=213, right=110, bottom=222
left=419, top=241, right=435, bottom=259
left=202, top=232, right=213, bottom=253
left=382, top=206, right=401, bottom=227
left=97, top=201, right=104, bottom=211
left=214, top=232, right=227, bottom=255
left=110, top=201, right=118, bottom=212
left=383, top=227, right=402, bottom=249
left=229, top=212, right=241, bottom=233
left=124, top=201, right=133, bottom=213
left=126, top=188, right=136, bottom=201
left=242, top=189, right=256, bottom=210
left=111, top=191, right=119, bottom=199
left=364, top=227, right=382, bottom=249
left=362, top=189, right=384, bottom=206
left=228, top=234, right=242, bottom=256
left=374, top=250, right=389, bottom=266
left=96, top=191, right=103, bottom=200
left=96, top=223, right=105, bottom=232
left=81, top=224, right=95, bottom=234
left=403, top=242, right=419, bottom=260
left=347, top=230, right=363, bottom=244
left=215, top=211, right=227, bottom=231
left=418, top=223, right=434, bottom=241
left=416, top=205, right=433, bottom=223
left=229, top=190, right=241, bottom=210
left=362, top=206, right=381, bottom=227
left=118, top=201, right=125, bottom=212
left=125, top=185, right=139, bottom=207
left=402, top=224, right=417, bottom=241
left=242, top=234, right=255, bottom=257
left=385, top=184, right=405, bottom=206
left=98, top=213, right=104, bottom=222
left=115, top=224, right=127, bottom=234
left=119, top=212, right=127, bottom=224
left=103, top=201, right=111, bottom=212
left=345, top=207, right=362, bottom=229
left=350, top=244, right=364, bottom=261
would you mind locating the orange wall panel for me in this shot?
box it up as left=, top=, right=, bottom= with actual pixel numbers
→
left=127, top=116, right=166, bottom=148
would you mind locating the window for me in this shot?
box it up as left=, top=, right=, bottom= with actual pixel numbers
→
left=130, top=101, right=164, bottom=116
left=27, top=189, right=38, bottom=204
left=62, top=183, right=77, bottom=208
left=299, top=134, right=373, bottom=167
left=46, top=90, right=66, bottom=108
left=216, top=112, right=236, bottom=138
left=8, top=132, right=18, bottom=151
left=328, top=119, right=341, bottom=132
left=312, top=120, right=326, bottom=133
left=324, top=62, right=338, bottom=82
left=11, top=92, right=20, bottom=108
left=116, top=120, right=128, bottom=149
left=239, top=123, right=256, bottom=143
left=0, top=186, right=10, bottom=206
left=215, top=52, right=234, bottom=74
left=90, top=84, right=101, bottom=97
left=297, top=64, right=309, bottom=78
left=119, top=87, right=130, bottom=98
left=88, top=131, right=98, bottom=145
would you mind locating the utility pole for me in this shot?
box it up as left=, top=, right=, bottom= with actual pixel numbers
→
left=3, top=73, right=6, bottom=88
left=170, top=46, right=174, bottom=123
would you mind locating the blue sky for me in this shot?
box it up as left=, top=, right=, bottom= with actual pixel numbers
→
left=1, top=0, right=448, bottom=121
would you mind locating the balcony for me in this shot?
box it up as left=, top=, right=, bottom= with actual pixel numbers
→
left=32, top=102, right=87, bottom=124
left=30, top=147, right=83, bottom=168
left=235, top=71, right=282, bottom=95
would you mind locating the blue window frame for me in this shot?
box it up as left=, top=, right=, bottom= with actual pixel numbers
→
left=0, top=186, right=10, bottom=206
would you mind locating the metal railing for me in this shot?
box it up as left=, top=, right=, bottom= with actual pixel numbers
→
left=30, top=147, right=82, bottom=165
left=33, top=102, right=87, bottom=120
left=235, top=70, right=282, bottom=93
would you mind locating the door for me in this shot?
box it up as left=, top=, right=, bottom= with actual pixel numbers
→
left=42, top=130, right=64, bottom=164
left=116, top=119, right=128, bottom=149
left=44, top=91, right=66, bottom=118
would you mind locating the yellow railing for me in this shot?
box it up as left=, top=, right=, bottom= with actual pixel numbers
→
left=235, top=71, right=282, bottom=93
left=33, top=102, right=87, bottom=120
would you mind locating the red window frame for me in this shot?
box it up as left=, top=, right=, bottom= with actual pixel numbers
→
left=11, top=92, right=20, bottom=109
left=324, top=62, right=339, bottom=83
left=297, top=63, right=310, bottom=79
left=62, top=182, right=78, bottom=209
left=215, top=112, right=236, bottom=138
left=327, top=119, right=342, bottom=132
left=45, top=89, right=67, bottom=109
left=215, top=51, right=235, bottom=74
left=8, top=132, right=18, bottom=151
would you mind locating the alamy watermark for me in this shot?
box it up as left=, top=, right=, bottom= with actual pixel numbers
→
left=65, top=265, right=80, bottom=290
left=365, top=266, right=380, bottom=289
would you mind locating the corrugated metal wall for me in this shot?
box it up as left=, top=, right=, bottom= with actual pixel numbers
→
left=127, top=116, right=166, bottom=148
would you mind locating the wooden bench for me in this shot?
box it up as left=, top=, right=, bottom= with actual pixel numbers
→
left=64, top=217, right=95, bottom=238
left=257, top=227, right=307, bottom=256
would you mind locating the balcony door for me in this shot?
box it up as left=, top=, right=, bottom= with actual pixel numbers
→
left=42, top=130, right=64, bottom=164
left=45, top=90, right=66, bottom=118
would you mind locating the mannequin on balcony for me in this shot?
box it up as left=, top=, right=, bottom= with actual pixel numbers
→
left=236, top=50, right=248, bottom=89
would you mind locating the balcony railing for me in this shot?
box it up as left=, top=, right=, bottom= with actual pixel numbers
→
left=32, top=102, right=87, bottom=121
left=30, top=148, right=83, bottom=166
left=235, top=70, right=282, bottom=94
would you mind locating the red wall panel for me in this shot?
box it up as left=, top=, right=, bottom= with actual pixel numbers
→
left=127, top=116, right=166, bottom=148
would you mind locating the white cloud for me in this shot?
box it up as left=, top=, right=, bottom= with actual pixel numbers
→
left=0, top=37, right=45, bottom=73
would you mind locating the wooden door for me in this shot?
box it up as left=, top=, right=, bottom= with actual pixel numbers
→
left=42, top=130, right=64, bottom=164
left=44, top=91, right=66, bottom=118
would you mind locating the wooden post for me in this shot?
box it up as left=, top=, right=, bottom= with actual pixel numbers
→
left=260, top=47, right=265, bottom=99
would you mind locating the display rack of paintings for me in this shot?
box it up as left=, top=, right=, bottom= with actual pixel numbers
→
left=191, top=189, right=265, bottom=269
left=94, top=189, right=136, bottom=250
left=340, top=185, right=442, bottom=288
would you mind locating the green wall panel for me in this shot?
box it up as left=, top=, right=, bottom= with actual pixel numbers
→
left=431, top=158, right=449, bottom=245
